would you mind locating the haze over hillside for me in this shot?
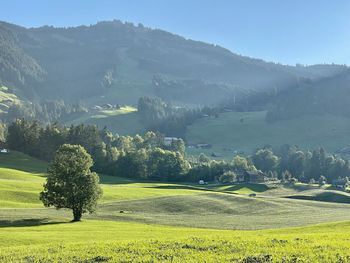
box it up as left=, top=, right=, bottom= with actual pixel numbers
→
left=1, top=19, right=350, bottom=156
left=0, top=20, right=347, bottom=107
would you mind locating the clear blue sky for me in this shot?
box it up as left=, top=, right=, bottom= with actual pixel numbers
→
left=2, top=0, right=350, bottom=65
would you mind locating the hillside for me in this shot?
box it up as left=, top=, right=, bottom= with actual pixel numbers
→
left=266, top=69, right=350, bottom=122
left=66, top=106, right=145, bottom=135
left=186, top=111, right=350, bottom=158
left=0, top=20, right=347, bottom=108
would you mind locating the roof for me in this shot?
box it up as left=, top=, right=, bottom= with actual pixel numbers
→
left=245, top=170, right=265, bottom=176
left=332, top=178, right=348, bottom=185
left=164, top=137, right=179, bottom=141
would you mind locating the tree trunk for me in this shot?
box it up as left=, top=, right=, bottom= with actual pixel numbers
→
left=72, top=208, right=82, bottom=222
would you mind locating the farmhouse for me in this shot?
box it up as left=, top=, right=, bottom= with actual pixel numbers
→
left=164, top=137, right=181, bottom=146
left=243, top=170, right=267, bottom=183
left=332, top=178, right=349, bottom=190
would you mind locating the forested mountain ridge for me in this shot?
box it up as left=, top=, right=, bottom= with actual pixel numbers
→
left=0, top=22, right=44, bottom=98
left=0, top=20, right=347, bottom=107
left=266, top=69, right=350, bottom=122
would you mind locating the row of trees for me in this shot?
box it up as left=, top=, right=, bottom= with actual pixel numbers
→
left=5, top=119, right=350, bottom=184
left=4, top=100, right=87, bottom=124
left=6, top=119, right=189, bottom=181
left=5, top=119, right=258, bottom=182
left=251, top=145, right=350, bottom=183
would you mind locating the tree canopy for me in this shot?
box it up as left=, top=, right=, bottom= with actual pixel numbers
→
left=40, top=144, right=102, bottom=221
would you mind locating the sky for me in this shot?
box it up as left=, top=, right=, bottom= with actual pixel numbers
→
left=1, top=0, right=350, bottom=65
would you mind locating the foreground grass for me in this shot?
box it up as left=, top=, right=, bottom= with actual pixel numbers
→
left=1, top=220, right=350, bottom=262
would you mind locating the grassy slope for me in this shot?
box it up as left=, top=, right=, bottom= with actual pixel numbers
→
left=2, top=151, right=350, bottom=261
left=2, top=152, right=350, bottom=229
left=96, top=192, right=350, bottom=230
left=0, top=152, right=47, bottom=208
left=186, top=111, right=350, bottom=158
left=68, top=106, right=145, bottom=135
left=0, top=152, right=200, bottom=208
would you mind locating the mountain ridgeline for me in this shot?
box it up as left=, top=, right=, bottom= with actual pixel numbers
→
left=0, top=19, right=348, bottom=109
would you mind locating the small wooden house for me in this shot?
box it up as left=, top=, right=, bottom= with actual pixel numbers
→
left=332, top=178, right=349, bottom=190
left=243, top=170, right=267, bottom=183
left=164, top=137, right=180, bottom=146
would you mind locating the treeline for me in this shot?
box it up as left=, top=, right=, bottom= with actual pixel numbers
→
left=5, top=119, right=350, bottom=184
left=6, top=119, right=189, bottom=181
left=4, top=100, right=87, bottom=123
left=251, top=145, right=350, bottom=183
left=5, top=119, right=258, bottom=182
left=138, top=96, right=219, bottom=137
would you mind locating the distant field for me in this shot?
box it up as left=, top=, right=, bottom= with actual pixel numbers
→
left=186, top=111, right=350, bottom=159
left=2, top=151, right=350, bottom=261
left=67, top=109, right=350, bottom=159
left=68, top=106, right=145, bottom=135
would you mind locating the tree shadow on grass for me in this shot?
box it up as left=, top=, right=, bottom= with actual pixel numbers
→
left=0, top=218, right=70, bottom=228
left=98, top=174, right=141, bottom=185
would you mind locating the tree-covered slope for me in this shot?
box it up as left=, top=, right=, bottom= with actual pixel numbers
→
left=0, top=23, right=44, bottom=98
left=266, top=69, right=350, bottom=122
left=0, top=20, right=347, bottom=106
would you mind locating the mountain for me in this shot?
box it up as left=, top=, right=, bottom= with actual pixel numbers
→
left=0, top=20, right=347, bottom=107
left=266, top=69, right=350, bottom=122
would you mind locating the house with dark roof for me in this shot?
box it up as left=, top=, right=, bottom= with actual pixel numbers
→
left=332, top=178, right=349, bottom=190
left=243, top=170, right=267, bottom=183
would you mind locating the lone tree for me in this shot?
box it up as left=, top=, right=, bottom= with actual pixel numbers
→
left=40, top=144, right=102, bottom=221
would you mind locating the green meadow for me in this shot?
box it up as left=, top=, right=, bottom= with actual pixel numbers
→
left=186, top=111, right=350, bottom=158
left=2, top=151, right=350, bottom=262
left=68, top=106, right=145, bottom=135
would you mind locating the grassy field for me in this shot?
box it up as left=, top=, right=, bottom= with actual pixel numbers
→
left=186, top=111, right=350, bottom=159
left=2, top=220, right=350, bottom=262
left=2, top=151, right=350, bottom=261
left=68, top=106, right=145, bottom=135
